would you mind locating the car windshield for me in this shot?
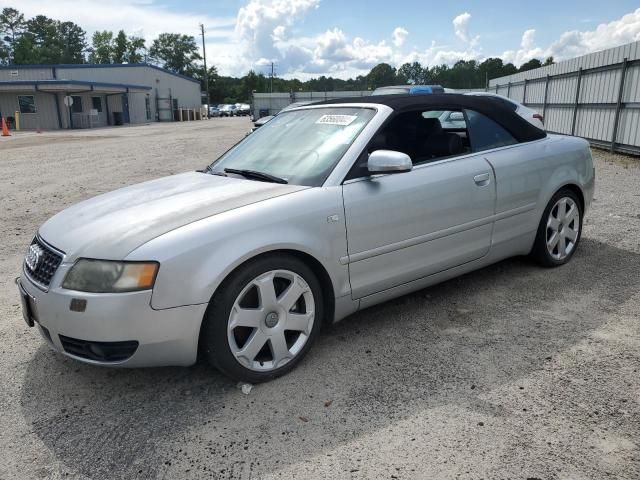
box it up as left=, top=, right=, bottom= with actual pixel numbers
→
left=209, top=107, right=376, bottom=186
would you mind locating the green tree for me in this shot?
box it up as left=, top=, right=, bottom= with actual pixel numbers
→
left=14, top=15, right=85, bottom=64
left=397, top=62, right=424, bottom=85
left=366, top=63, right=396, bottom=89
left=88, top=30, right=113, bottom=63
left=0, top=7, right=25, bottom=63
left=448, top=60, right=480, bottom=88
left=543, top=56, right=554, bottom=66
left=149, top=33, right=201, bottom=75
left=14, top=15, right=58, bottom=64
left=127, top=36, right=146, bottom=63
left=502, top=62, right=518, bottom=76
left=113, top=30, right=127, bottom=63
left=57, top=21, right=86, bottom=63
left=519, top=58, right=543, bottom=72
left=478, top=57, right=505, bottom=87
left=88, top=30, right=145, bottom=64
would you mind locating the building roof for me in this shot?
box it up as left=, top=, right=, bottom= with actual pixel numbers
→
left=0, top=79, right=152, bottom=94
left=0, top=63, right=201, bottom=85
left=314, top=93, right=547, bottom=142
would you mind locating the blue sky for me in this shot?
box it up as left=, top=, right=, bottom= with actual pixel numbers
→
left=5, top=0, right=640, bottom=78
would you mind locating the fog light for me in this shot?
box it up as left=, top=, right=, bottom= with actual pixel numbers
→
left=69, top=298, right=87, bottom=312
left=88, top=343, right=105, bottom=358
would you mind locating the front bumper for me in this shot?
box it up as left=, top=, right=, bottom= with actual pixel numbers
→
left=17, top=273, right=208, bottom=367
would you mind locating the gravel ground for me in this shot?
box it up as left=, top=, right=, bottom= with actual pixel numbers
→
left=1, top=119, right=639, bottom=480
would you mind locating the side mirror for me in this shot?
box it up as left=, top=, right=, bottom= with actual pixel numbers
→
left=368, top=150, right=412, bottom=174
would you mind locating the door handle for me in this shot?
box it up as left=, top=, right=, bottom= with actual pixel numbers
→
left=474, top=173, right=491, bottom=186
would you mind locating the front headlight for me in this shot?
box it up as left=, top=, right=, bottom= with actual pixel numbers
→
left=62, top=259, right=159, bottom=293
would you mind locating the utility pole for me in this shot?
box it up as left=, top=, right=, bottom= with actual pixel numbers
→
left=199, top=24, right=210, bottom=108
left=270, top=62, right=275, bottom=93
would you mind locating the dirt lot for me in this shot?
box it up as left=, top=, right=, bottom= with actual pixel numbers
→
left=1, top=119, right=639, bottom=480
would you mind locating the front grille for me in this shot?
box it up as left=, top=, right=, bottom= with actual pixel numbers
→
left=59, top=335, right=139, bottom=362
left=24, top=236, right=63, bottom=288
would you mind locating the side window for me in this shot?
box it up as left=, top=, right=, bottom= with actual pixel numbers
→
left=368, top=110, right=470, bottom=164
left=18, top=95, right=36, bottom=114
left=347, top=108, right=474, bottom=179
left=465, top=109, right=517, bottom=151
left=423, top=110, right=466, bottom=129
left=91, top=96, right=103, bottom=113
left=71, top=96, right=83, bottom=113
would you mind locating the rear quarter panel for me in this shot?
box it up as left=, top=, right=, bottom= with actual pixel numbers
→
left=486, top=134, right=593, bottom=251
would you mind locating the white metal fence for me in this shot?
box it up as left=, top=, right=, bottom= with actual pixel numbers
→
left=489, top=41, right=640, bottom=155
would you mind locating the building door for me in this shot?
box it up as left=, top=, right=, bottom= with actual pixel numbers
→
left=122, top=94, right=130, bottom=123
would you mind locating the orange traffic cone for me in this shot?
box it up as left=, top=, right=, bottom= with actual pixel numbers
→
left=1, top=117, right=10, bottom=137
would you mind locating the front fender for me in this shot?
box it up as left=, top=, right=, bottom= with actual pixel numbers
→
left=126, top=187, right=349, bottom=310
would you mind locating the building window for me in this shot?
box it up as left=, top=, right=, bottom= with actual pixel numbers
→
left=18, top=95, right=36, bottom=114
left=91, top=96, right=103, bottom=113
left=71, top=96, right=83, bottom=113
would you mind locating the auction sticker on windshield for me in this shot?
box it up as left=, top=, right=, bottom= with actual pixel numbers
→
left=316, top=114, right=358, bottom=126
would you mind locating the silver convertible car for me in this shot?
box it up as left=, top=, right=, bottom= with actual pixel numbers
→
left=17, top=94, right=594, bottom=383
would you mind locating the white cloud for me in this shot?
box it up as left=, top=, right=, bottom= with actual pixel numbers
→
left=392, top=27, right=408, bottom=48
left=453, top=12, right=472, bottom=43
left=3, top=0, right=235, bottom=43
left=501, top=29, right=546, bottom=65
left=501, top=8, right=640, bottom=66
left=5, top=0, right=640, bottom=79
left=235, top=0, right=320, bottom=72
left=548, top=7, right=640, bottom=59
left=521, top=29, right=536, bottom=50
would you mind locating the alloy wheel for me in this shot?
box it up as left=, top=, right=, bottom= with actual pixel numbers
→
left=546, top=196, right=580, bottom=261
left=227, top=269, right=315, bottom=372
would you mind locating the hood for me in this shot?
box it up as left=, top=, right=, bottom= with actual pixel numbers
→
left=39, top=172, right=307, bottom=261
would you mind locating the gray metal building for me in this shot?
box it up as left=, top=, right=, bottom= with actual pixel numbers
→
left=252, top=89, right=503, bottom=119
left=0, top=64, right=202, bottom=130
left=489, top=40, right=640, bottom=154
left=252, top=91, right=372, bottom=118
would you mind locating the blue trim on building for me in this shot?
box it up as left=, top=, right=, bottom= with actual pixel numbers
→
left=0, top=79, right=152, bottom=90
left=0, top=63, right=201, bottom=85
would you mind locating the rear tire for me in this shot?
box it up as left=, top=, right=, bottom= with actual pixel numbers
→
left=200, top=254, right=324, bottom=383
left=531, top=188, right=583, bottom=267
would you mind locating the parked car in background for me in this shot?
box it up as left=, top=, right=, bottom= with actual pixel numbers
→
left=251, top=115, right=274, bottom=132
left=219, top=104, right=237, bottom=117
left=208, top=106, right=220, bottom=117
left=18, top=94, right=593, bottom=383
left=465, top=92, right=545, bottom=129
left=237, top=104, right=251, bottom=116
left=372, top=85, right=445, bottom=95
left=250, top=101, right=318, bottom=133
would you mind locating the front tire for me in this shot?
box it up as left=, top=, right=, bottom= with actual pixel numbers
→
left=200, top=254, right=324, bottom=383
left=531, top=188, right=583, bottom=267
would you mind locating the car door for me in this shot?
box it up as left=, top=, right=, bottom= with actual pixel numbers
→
left=342, top=152, right=496, bottom=299
left=463, top=108, right=542, bottom=246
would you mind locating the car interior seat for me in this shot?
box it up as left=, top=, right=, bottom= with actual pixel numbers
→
left=418, top=118, right=464, bottom=160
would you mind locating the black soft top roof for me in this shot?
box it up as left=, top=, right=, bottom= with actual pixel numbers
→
left=313, top=93, right=546, bottom=143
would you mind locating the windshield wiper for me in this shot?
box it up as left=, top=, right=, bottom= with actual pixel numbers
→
left=224, top=168, right=288, bottom=184
left=198, top=165, right=228, bottom=177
